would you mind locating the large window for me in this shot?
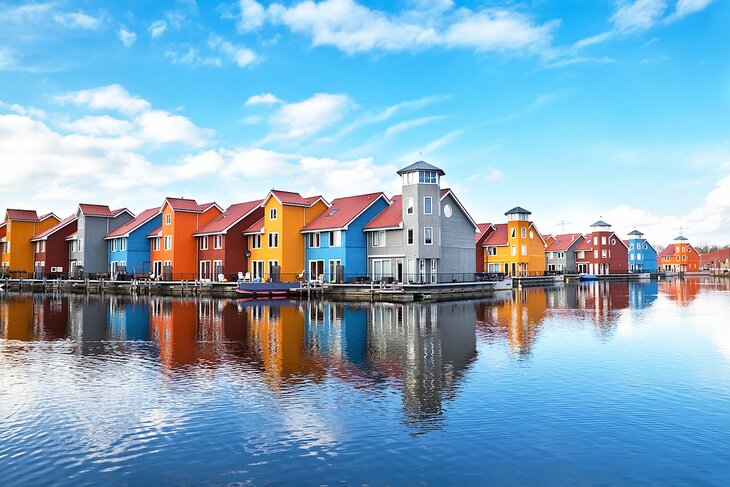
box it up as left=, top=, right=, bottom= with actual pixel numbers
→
left=153, top=238, right=160, bottom=251
left=251, top=234, right=262, bottom=249
left=424, top=227, right=433, bottom=245
left=487, top=246, right=497, bottom=256
left=268, top=233, right=279, bottom=248
left=330, top=230, right=342, bottom=247
left=423, top=197, right=432, bottom=215
left=214, top=235, right=223, bottom=249
left=372, top=231, right=385, bottom=247
left=164, top=236, right=172, bottom=250
left=418, top=170, right=438, bottom=183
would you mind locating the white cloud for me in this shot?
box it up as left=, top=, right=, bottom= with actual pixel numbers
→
left=223, top=148, right=299, bottom=177
left=245, top=93, right=283, bottom=106
left=267, top=93, right=352, bottom=140
left=208, top=34, right=259, bottom=67
left=135, top=110, right=214, bottom=147
left=149, top=20, right=168, bottom=39
left=170, top=150, right=225, bottom=180
left=484, top=167, right=505, bottom=182
left=165, top=48, right=223, bottom=68
left=0, top=100, right=46, bottom=119
left=237, top=0, right=266, bottom=32
left=61, top=115, right=134, bottom=136
left=667, top=0, right=714, bottom=20
left=295, top=156, right=399, bottom=197
left=384, top=115, right=445, bottom=137
left=54, top=11, right=102, bottom=30
left=443, top=11, right=557, bottom=53
left=611, top=0, right=667, bottom=33
left=54, top=84, right=151, bottom=114
left=118, top=27, right=137, bottom=47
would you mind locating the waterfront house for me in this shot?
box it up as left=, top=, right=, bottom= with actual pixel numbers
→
left=243, top=190, right=329, bottom=282
left=192, top=199, right=264, bottom=282
left=478, top=207, right=547, bottom=277
left=105, top=207, right=162, bottom=278
left=30, top=214, right=77, bottom=277
left=545, top=233, right=585, bottom=273
left=658, top=235, right=701, bottom=272
left=627, top=229, right=658, bottom=273
left=301, top=192, right=390, bottom=283
left=474, top=223, right=495, bottom=273
left=1, top=209, right=60, bottom=276
left=67, top=204, right=134, bottom=278
left=363, top=161, right=478, bottom=283
left=700, top=247, right=730, bottom=272
left=148, top=197, right=223, bottom=280
left=573, top=220, right=628, bottom=275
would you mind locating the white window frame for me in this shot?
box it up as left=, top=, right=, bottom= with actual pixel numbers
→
left=521, top=227, right=526, bottom=238
left=331, top=230, right=342, bottom=248
left=511, top=245, right=516, bottom=256
left=120, top=238, right=126, bottom=251
left=423, top=196, right=432, bottom=215
left=164, top=235, right=172, bottom=250
left=407, top=197, right=414, bottom=215
left=251, top=234, right=262, bottom=249
left=268, top=232, right=279, bottom=248
left=407, top=228, right=414, bottom=245
left=269, top=208, right=277, bottom=220
left=309, top=232, right=321, bottom=248
left=214, top=235, right=223, bottom=249
left=153, top=237, right=160, bottom=251
left=424, top=227, right=433, bottom=245
left=166, top=213, right=171, bottom=225
left=521, top=244, right=527, bottom=256
left=200, top=236, right=209, bottom=250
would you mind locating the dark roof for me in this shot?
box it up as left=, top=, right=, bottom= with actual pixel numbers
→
left=674, top=235, right=688, bottom=241
left=396, top=160, right=445, bottom=176
left=505, top=206, right=531, bottom=216
left=590, top=220, right=611, bottom=227
left=628, top=229, right=644, bottom=236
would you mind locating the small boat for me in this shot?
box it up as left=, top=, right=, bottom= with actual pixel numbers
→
left=579, top=274, right=599, bottom=281
left=236, top=281, right=299, bottom=298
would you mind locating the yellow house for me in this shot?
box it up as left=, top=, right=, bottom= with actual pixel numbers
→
left=1, top=209, right=60, bottom=275
left=479, top=206, right=547, bottom=277
left=243, top=190, right=328, bottom=282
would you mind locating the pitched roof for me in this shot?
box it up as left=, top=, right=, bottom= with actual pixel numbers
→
left=162, top=197, right=217, bottom=213
left=31, top=214, right=77, bottom=241
left=146, top=226, right=162, bottom=238
left=475, top=223, right=494, bottom=243
left=6, top=209, right=40, bottom=221
left=65, top=232, right=78, bottom=241
left=397, top=160, right=445, bottom=176
left=590, top=220, right=611, bottom=227
left=546, top=233, right=584, bottom=251
left=575, top=233, right=593, bottom=251
left=484, top=223, right=508, bottom=246
left=301, top=192, right=387, bottom=232
left=78, top=204, right=116, bottom=217
left=505, top=206, right=531, bottom=216
left=106, top=208, right=160, bottom=239
left=243, top=217, right=265, bottom=235
left=363, top=196, right=403, bottom=230
left=658, top=245, right=674, bottom=257
left=193, top=200, right=263, bottom=236
left=265, top=189, right=328, bottom=207
left=628, top=229, right=644, bottom=236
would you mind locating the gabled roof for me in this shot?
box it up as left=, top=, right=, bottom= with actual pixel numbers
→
left=484, top=223, right=508, bottom=246
left=658, top=245, right=674, bottom=257
left=5, top=209, right=40, bottom=222
left=397, top=160, right=445, bottom=176
left=546, top=233, right=584, bottom=252
left=475, top=223, right=494, bottom=243
left=363, top=195, right=403, bottom=230
left=31, top=214, right=77, bottom=241
left=575, top=233, right=593, bottom=251
left=440, top=188, right=479, bottom=230
left=243, top=217, right=265, bottom=235
left=78, top=204, right=114, bottom=217
left=65, top=232, right=78, bottom=241
left=146, top=226, right=162, bottom=239
left=106, top=208, right=160, bottom=239
left=193, top=200, right=263, bottom=236
left=301, top=192, right=388, bottom=233
left=505, top=206, right=531, bottom=216
left=162, top=197, right=222, bottom=214
left=264, top=189, right=329, bottom=208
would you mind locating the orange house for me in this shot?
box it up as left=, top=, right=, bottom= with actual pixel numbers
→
left=657, top=235, right=701, bottom=272
left=477, top=207, right=547, bottom=277
left=1, top=209, right=60, bottom=276
left=148, top=198, right=222, bottom=280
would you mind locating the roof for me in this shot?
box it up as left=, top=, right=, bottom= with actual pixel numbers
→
left=546, top=233, right=584, bottom=252
left=162, top=197, right=221, bottom=213
left=590, top=220, right=611, bottom=227
left=484, top=223, right=508, bottom=246
left=575, top=233, right=593, bottom=251
left=106, top=208, right=160, bottom=239
left=5, top=209, right=40, bottom=221
left=674, top=235, right=689, bottom=241
left=396, top=160, right=445, bottom=176
left=78, top=204, right=115, bottom=217
left=243, top=217, right=265, bottom=235
left=264, top=189, right=328, bottom=208
left=363, top=196, right=403, bottom=230
left=475, top=223, right=494, bottom=243
left=193, top=200, right=263, bottom=236
left=505, top=206, right=531, bottom=216
left=301, top=192, right=387, bottom=232
left=658, top=246, right=674, bottom=257
left=31, top=214, right=77, bottom=241
left=627, top=229, right=644, bottom=236
left=146, top=226, right=162, bottom=238
left=65, top=232, right=78, bottom=241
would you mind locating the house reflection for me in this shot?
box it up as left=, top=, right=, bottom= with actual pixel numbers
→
left=108, top=295, right=150, bottom=341
left=0, top=294, right=34, bottom=341
left=628, top=281, right=658, bottom=310
left=659, top=277, right=702, bottom=306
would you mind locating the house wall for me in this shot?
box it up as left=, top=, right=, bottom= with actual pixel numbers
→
left=2, top=217, right=60, bottom=273
left=81, top=213, right=133, bottom=275
left=485, top=221, right=546, bottom=276
left=587, top=231, right=628, bottom=274
left=628, top=237, right=658, bottom=272
left=439, top=193, right=476, bottom=279
left=109, top=214, right=161, bottom=275
left=34, top=220, right=77, bottom=276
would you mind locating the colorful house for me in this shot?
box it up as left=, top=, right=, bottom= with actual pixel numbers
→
left=0, top=209, right=60, bottom=276
left=67, top=204, right=134, bottom=278
left=364, top=161, right=478, bottom=283
left=701, top=247, right=730, bottom=272
left=105, top=207, right=162, bottom=278
left=574, top=220, right=628, bottom=275
left=478, top=207, right=547, bottom=277
left=301, top=192, right=390, bottom=282
left=545, top=233, right=585, bottom=273
left=192, top=199, right=264, bottom=282
left=148, top=197, right=223, bottom=280
left=627, top=229, right=658, bottom=273
left=657, top=235, right=701, bottom=272
left=30, top=214, right=77, bottom=277
left=242, top=190, right=328, bottom=282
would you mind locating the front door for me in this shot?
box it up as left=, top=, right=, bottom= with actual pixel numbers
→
left=511, top=262, right=516, bottom=277
left=309, top=260, right=324, bottom=281
left=200, top=260, right=211, bottom=280
left=251, top=260, right=264, bottom=280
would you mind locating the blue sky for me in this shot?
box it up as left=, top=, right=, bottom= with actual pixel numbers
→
left=1, top=0, right=729, bottom=244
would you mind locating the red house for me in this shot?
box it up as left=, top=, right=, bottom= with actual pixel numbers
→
left=574, top=220, right=628, bottom=275
left=29, top=214, right=77, bottom=277
left=474, top=223, right=494, bottom=273
left=192, top=199, right=264, bottom=281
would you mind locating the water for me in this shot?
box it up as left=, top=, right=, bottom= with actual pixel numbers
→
left=1, top=278, right=730, bottom=486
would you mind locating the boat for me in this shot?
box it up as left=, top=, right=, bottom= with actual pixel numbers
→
left=579, top=274, right=599, bottom=281
left=235, top=281, right=300, bottom=298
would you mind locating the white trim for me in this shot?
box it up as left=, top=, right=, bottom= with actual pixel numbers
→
left=300, top=193, right=390, bottom=233
left=104, top=211, right=160, bottom=239
left=440, top=190, right=479, bottom=230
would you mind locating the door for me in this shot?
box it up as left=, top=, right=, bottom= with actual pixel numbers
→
left=511, top=262, right=516, bottom=277
left=251, top=261, right=264, bottom=280
left=200, top=260, right=211, bottom=280
left=396, top=259, right=403, bottom=283
left=153, top=261, right=162, bottom=278
left=309, top=260, right=324, bottom=281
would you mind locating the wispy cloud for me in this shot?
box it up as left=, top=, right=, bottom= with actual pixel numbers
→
left=245, top=93, right=283, bottom=106
left=149, top=20, right=168, bottom=39
left=54, top=11, right=103, bottom=30
left=117, top=27, right=137, bottom=47
left=384, top=115, right=445, bottom=137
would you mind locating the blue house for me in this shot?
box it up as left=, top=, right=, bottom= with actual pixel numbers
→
left=627, top=229, right=658, bottom=273
left=301, top=192, right=390, bottom=282
left=105, top=207, right=162, bottom=278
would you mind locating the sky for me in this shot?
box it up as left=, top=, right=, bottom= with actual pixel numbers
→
left=0, top=0, right=729, bottom=246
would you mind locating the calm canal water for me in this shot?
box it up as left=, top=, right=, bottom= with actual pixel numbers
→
left=1, top=278, right=730, bottom=486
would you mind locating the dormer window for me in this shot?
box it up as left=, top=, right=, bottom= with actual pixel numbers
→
left=326, top=209, right=339, bottom=217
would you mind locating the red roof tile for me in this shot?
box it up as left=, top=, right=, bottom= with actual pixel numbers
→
left=266, top=190, right=327, bottom=207
left=32, top=214, right=77, bottom=241
left=575, top=233, right=593, bottom=251
left=106, top=208, right=160, bottom=238
left=302, top=192, right=387, bottom=232
left=484, top=223, right=508, bottom=246
left=243, top=217, right=265, bottom=235
left=65, top=232, right=78, bottom=241
left=38, top=212, right=59, bottom=221
left=546, top=233, right=584, bottom=252
left=6, top=209, right=40, bottom=221
left=658, top=245, right=674, bottom=257
left=364, top=196, right=403, bottom=230
left=164, top=197, right=203, bottom=212
left=193, top=200, right=263, bottom=236
left=475, top=223, right=494, bottom=243
left=146, top=226, right=162, bottom=238
left=78, top=203, right=118, bottom=217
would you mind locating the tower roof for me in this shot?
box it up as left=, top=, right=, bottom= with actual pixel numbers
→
left=674, top=235, right=688, bottom=241
left=505, top=206, right=531, bottom=216
left=396, top=160, right=445, bottom=176
left=628, top=229, right=644, bottom=236
left=590, top=220, right=611, bottom=227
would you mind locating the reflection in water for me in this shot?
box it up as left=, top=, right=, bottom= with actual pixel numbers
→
left=659, top=277, right=702, bottom=305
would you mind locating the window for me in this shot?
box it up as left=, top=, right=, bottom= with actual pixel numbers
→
left=269, top=208, right=277, bottom=220
left=78, top=239, right=83, bottom=251
left=200, top=236, right=208, bottom=250
left=424, top=197, right=432, bottom=215
left=418, top=170, right=438, bottom=183
left=682, top=246, right=687, bottom=252
left=511, top=245, right=516, bottom=256
left=407, top=228, right=414, bottom=245
left=407, top=197, right=414, bottom=214
left=214, top=235, right=223, bottom=249
left=329, top=259, right=342, bottom=281
left=166, top=213, right=171, bottom=225
left=251, top=234, right=262, bottom=249
left=487, top=246, right=497, bottom=256
left=602, top=236, right=607, bottom=245
left=330, top=230, right=342, bottom=247
left=327, top=208, right=339, bottom=217
left=630, top=254, right=634, bottom=260
left=611, top=238, right=616, bottom=245
left=644, top=243, right=648, bottom=250
left=153, top=238, right=160, bottom=251
left=268, top=232, right=279, bottom=248
left=111, top=239, right=117, bottom=251
left=638, top=254, right=642, bottom=261
left=521, top=244, right=527, bottom=255
left=164, top=236, right=172, bottom=250
left=682, top=255, right=687, bottom=261
left=372, top=231, right=386, bottom=247
left=120, top=238, right=126, bottom=251
left=577, top=251, right=584, bottom=259
left=547, top=252, right=554, bottom=259
left=424, top=227, right=433, bottom=245
left=594, top=250, right=598, bottom=259
left=594, top=237, right=598, bottom=245
left=511, top=228, right=516, bottom=238
left=309, top=232, right=320, bottom=248
left=602, top=250, right=607, bottom=258
left=521, top=228, right=526, bottom=238
left=630, top=243, right=634, bottom=250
